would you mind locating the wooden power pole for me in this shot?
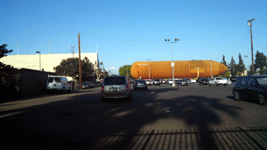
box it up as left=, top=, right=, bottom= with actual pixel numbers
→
left=248, top=19, right=255, bottom=75
left=78, top=33, right=82, bottom=89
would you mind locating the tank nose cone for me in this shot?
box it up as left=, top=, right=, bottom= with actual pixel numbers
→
left=218, top=63, right=228, bottom=75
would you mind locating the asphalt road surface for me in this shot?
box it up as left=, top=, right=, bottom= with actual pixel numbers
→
left=1, top=83, right=267, bottom=149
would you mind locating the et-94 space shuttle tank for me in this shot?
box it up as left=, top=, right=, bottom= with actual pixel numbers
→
left=131, top=60, right=227, bottom=79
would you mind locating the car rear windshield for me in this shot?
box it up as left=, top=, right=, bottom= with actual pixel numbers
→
left=48, top=77, right=54, bottom=82
left=47, top=77, right=61, bottom=83
left=104, top=77, right=126, bottom=85
left=256, top=77, right=267, bottom=85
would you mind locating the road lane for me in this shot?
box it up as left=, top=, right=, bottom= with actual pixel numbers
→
left=1, top=84, right=267, bottom=149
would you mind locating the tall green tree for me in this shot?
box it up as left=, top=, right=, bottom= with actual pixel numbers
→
left=0, top=44, right=13, bottom=59
left=119, top=65, right=132, bottom=78
left=247, top=64, right=256, bottom=75
left=53, top=57, right=94, bottom=82
left=228, top=56, right=237, bottom=76
left=0, top=44, right=14, bottom=68
left=237, top=53, right=246, bottom=74
left=220, top=55, right=227, bottom=67
left=254, top=51, right=267, bottom=75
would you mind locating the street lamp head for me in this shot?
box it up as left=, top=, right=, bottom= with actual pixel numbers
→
left=36, top=51, right=40, bottom=53
left=168, top=38, right=170, bottom=41
left=164, top=39, right=167, bottom=42
left=175, top=38, right=179, bottom=41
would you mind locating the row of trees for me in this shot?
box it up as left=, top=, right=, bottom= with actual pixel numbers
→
left=53, top=58, right=109, bottom=82
left=119, top=65, right=133, bottom=81
left=220, top=51, right=267, bottom=77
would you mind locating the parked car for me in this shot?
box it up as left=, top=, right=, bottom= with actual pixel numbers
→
left=46, top=75, right=72, bottom=92
left=161, top=79, right=167, bottom=84
left=101, top=76, right=131, bottom=101
left=190, top=79, right=196, bottom=83
left=199, top=78, right=210, bottom=85
left=82, top=82, right=90, bottom=89
left=176, top=79, right=188, bottom=86
left=82, top=82, right=94, bottom=88
left=95, top=81, right=102, bottom=87
left=133, top=79, right=148, bottom=90
left=208, top=77, right=231, bottom=86
left=230, top=77, right=237, bottom=82
left=232, top=75, right=267, bottom=105
left=152, top=79, right=161, bottom=85
left=145, top=79, right=152, bottom=85
left=168, top=78, right=178, bottom=85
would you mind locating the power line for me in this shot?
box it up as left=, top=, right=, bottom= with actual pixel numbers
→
left=81, top=33, right=247, bottom=42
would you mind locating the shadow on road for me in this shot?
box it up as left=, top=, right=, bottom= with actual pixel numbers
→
left=1, top=87, right=266, bottom=149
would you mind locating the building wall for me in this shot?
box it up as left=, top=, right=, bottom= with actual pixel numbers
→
left=1, top=53, right=99, bottom=72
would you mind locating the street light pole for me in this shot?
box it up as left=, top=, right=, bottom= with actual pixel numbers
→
left=165, top=38, right=179, bottom=87
left=147, top=59, right=151, bottom=79
left=36, top=51, right=41, bottom=70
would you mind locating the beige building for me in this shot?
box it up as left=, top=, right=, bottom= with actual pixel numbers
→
left=1, top=53, right=99, bottom=72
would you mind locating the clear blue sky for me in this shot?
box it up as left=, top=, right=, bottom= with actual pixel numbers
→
left=1, top=0, right=267, bottom=74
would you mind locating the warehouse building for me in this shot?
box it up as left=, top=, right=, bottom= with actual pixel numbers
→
left=1, top=52, right=99, bottom=73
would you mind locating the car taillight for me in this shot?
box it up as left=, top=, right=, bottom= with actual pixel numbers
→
left=135, top=83, right=137, bottom=85
left=126, top=85, right=129, bottom=91
left=145, top=82, right=147, bottom=85
left=101, top=86, right=104, bottom=92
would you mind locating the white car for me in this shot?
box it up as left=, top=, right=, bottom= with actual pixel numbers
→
left=168, top=78, right=179, bottom=85
left=46, top=75, right=72, bottom=92
left=208, top=77, right=231, bottom=86
left=145, top=79, right=152, bottom=85
left=190, top=79, right=196, bottom=83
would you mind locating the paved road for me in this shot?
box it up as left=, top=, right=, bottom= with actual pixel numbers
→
left=1, top=83, right=267, bottom=149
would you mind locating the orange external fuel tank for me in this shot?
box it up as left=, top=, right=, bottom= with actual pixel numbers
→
left=131, top=60, right=227, bottom=79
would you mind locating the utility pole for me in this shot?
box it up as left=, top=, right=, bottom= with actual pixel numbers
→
left=78, top=33, right=82, bottom=89
left=16, top=42, right=19, bottom=55
left=210, top=59, right=213, bottom=79
left=248, top=19, right=255, bottom=75
left=70, top=46, right=75, bottom=58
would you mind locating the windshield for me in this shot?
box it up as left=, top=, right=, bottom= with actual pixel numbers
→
left=48, top=77, right=53, bottom=83
left=54, top=77, right=61, bottom=82
left=104, top=77, right=126, bottom=85
left=256, top=78, right=267, bottom=85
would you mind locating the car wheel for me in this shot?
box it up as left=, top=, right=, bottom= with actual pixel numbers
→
left=215, top=83, right=218, bottom=86
left=234, top=91, right=241, bottom=101
left=209, top=83, right=211, bottom=86
left=258, top=94, right=266, bottom=105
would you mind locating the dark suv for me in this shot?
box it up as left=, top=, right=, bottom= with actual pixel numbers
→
left=232, top=75, right=267, bottom=105
left=101, top=76, right=131, bottom=101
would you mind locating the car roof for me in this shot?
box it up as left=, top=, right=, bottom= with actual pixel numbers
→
left=135, top=79, right=145, bottom=81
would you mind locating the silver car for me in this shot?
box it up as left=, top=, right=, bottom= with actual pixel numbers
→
left=153, top=79, right=161, bottom=85
left=101, top=76, right=131, bottom=101
left=133, top=79, right=148, bottom=90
